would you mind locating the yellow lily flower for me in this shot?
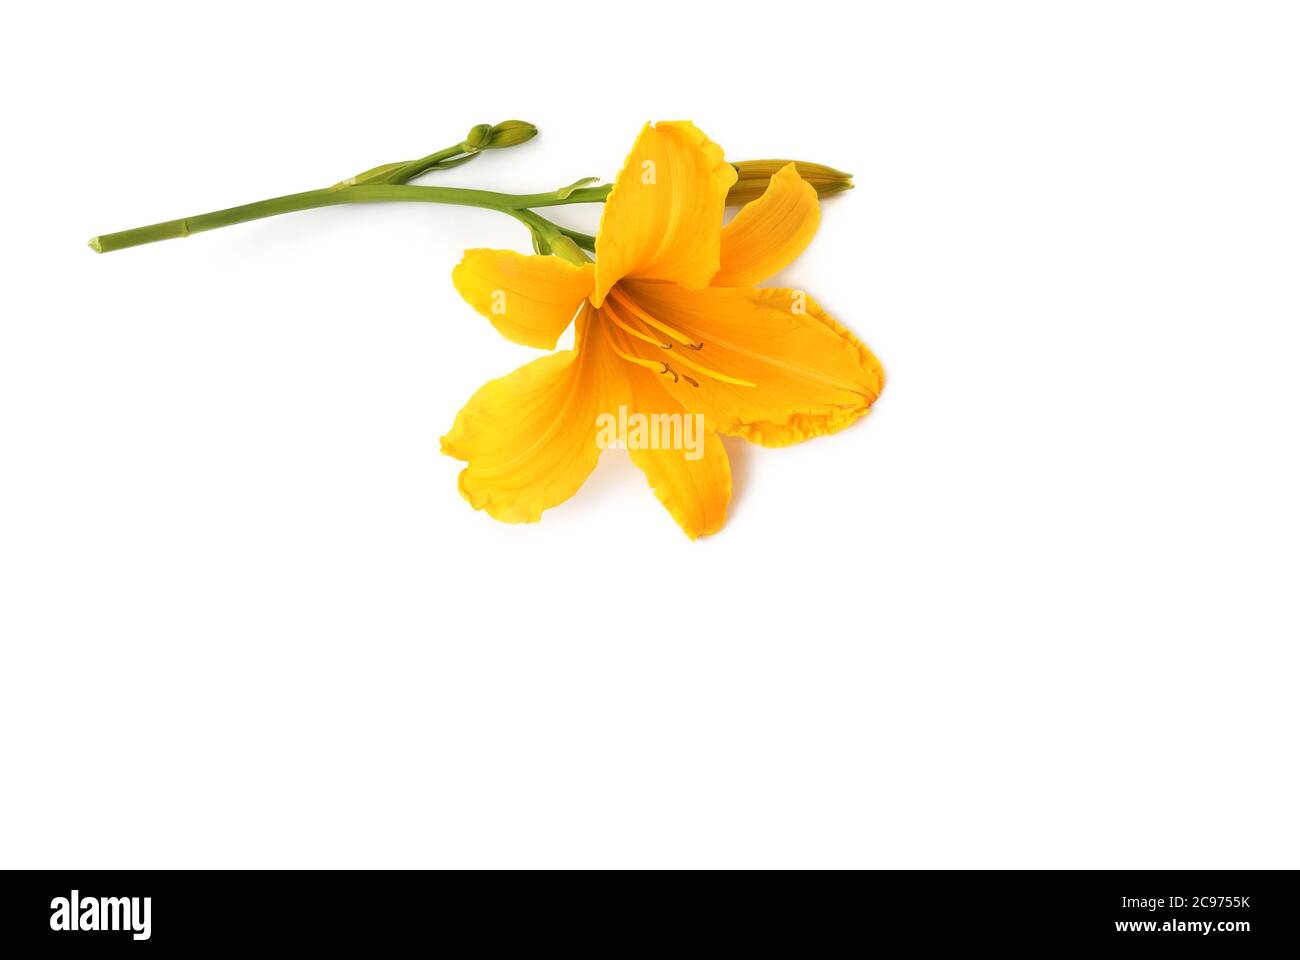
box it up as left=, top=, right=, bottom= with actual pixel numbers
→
left=441, top=121, right=885, bottom=538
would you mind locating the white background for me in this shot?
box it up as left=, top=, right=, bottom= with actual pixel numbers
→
left=2, top=1, right=1297, bottom=868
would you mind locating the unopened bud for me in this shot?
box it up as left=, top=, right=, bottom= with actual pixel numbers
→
left=464, top=124, right=494, bottom=151
left=485, top=120, right=538, bottom=149
left=547, top=235, right=588, bottom=266
left=466, top=120, right=539, bottom=152
left=727, top=160, right=854, bottom=205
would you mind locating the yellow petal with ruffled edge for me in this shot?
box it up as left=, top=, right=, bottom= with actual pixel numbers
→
left=452, top=249, right=594, bottom=350
left=621, top=281, right=884, bottom=447
left=621, top=364, right=731, bottom=539
left=714, top=163, right=820, bottom=288
left=592, top=121, right=737, bottom=307
left=440, top=312, right=618, bottom=522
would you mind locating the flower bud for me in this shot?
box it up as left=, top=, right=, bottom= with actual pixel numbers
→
left=485, top=120, right=538, bottom=149
left=727, top=160, right=854, bottom=205
left=464, top=124, right=494, bottom=151
left=547, top=235, right=588, bottom=266
left=465, top=120, right=539, bottom=152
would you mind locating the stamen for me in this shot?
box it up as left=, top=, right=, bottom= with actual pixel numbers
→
left=604, top=296, right=755, bottom=389
left=607, top=339, right=678, bottom=381
left=609, top=288, right=704, bottom=349
left=666, top=348, right=757, bottom=388
left=602, top=301, right=672, bottom=349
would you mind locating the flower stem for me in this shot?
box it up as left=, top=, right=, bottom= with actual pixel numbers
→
left=88, top=183, right=612, bottom=254
left=382, top=145, right=473, bottom=184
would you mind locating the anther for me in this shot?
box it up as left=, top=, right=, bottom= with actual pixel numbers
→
left=604, top=307, right=753, bottom=388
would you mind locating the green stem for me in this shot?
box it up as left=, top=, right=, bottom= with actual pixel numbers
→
left=556, top=226, right=597, bottom=251
left=89, top=183, right=612, bottom=254
left=381, top=144, right=475, bottom=184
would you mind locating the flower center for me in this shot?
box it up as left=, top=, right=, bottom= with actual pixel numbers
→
left=601, top=287, right=756, bottom=389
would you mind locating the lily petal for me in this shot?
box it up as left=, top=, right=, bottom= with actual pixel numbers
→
left=624, top=368, right=731, bottom=539
left=592, top=121, right=737, bottom=307
left=623, top=282, right=884, bottom=447
left=452, top=249, right=594, bottom=350
left=714, top=163, right=820, bottom=288
left=441, top=313, right=616, bottom=523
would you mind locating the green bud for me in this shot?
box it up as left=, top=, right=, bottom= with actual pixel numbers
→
left=727, top=160, right=854, bottom=205
left=464, top=120, right=539, bottom=152
left=548, top=235, right=588, bottom=266
left=465, top=121, right=535, bottom=151
left=485, top=120, right=538, bottom=149
left=464, top=124, right=495, bottom=151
